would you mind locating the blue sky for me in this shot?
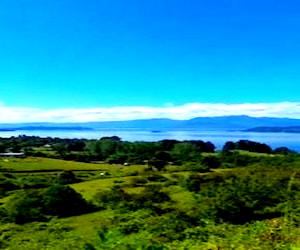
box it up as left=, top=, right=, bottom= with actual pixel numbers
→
left=0, top=0, right=300, bottom=121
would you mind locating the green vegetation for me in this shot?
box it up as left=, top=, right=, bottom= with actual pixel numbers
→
left=0, top=136, right=300, bottom=249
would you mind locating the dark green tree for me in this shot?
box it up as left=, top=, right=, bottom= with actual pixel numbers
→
left=170, top=142, right=200, bottom=164
left=43, top=184, right=90, bottom=217
left=222, top=141, right=236, bottom=152
left=201, top=156, right=221, bottom=169
left=58, top=170, right=79, bottom=184
left=5, top=190, right=45, bottom=224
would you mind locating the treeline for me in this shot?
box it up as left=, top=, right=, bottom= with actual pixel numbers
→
left=0, top=135, right=86, bottom=153
left=0, top=135, right=296, bottom=166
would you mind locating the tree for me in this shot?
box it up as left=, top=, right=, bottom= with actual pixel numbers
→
left=127, top=142, right=159, bottom=164
left=5, top=190, right=45, bottom=224
left=58, top=170, right=79, bottom=184
left=106, top=152, right=128, bottom=164
left=85, top=139, right=120, bottom=160
left=99, top=139, right=119, bottom=159
left=236, top=140, right=272, bottom=154
left=170, top=143, right=201, bottom=164
left=43, top=184, right=90, bottom=217
left=52, top=143, right=68, bottom=157
left=273, top=146, right=296, bottom=155
left=212, top=173, right=287, bottom=223
left=100, top=136, right=121, bottom=142
left=201, top=156, right=221, bottom=169
left=204, top=141, right=216, bottom=153
left=85, top=140, right=102, bottom=158
left=66, top=139, right=86, bottom=151
left=0, top=143, right=6, bottom=152
left=5, top=184, right=91, bottom=223
left=149, top=159, right=167, bottom=171
left=10, top=144, right=22, bottom=153
left=183, top=174, right=202, bottom=192
left=158, top=140, right=180, bottom=151
left=155, top=151, right=172, bottom=162
left=222, top=141, right=236, bottom=152
left=185, top=140, right=215, bottom=153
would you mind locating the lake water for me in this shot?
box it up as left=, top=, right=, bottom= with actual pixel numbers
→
left=1, top=130, right=300, bottom=151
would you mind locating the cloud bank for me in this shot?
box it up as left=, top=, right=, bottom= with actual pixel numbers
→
left=0, top=102, right=300, bottom=123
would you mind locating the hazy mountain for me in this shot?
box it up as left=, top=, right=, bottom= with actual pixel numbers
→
left=1, top=116, right=300, bottom=131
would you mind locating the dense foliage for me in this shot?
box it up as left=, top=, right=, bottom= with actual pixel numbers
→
left=0, top=135, right=299, bottom=249
left=0, top=135, right=295, bottom=168
left=4, top=184, right=92, bottom=224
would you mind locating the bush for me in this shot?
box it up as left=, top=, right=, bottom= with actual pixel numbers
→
left=273, top=146, right=296, bottom=155
left=94, top=185, right=171, bottom=213
left=183, top=174, right=202, bottom=192
left=183, top=162, right=210, bottom=172
left=58, top=170, right=79, bottom=184
left=5, top=184, right=92, bottom=223
left=43, top=184, right=91, bottom=217
left=201, top=156, right=221, bottom=169
left=126, top=185, right=171, bottom=212
left=106, top=153, right=128, bottom=164
left=146, top=174, right=169, bottom=182
left=220, top=151, right=260, bottom=167
left=128, top=177, right=148, bottom=187
left=93, top=187, right=131, bottom=208
left=0, top=180, right=19, bottom=192
left=5, top=190, right=45, bottom=224
left=149, top=160, right=168, bottom=171
left=0, top=207, right=8, bottom=223
left=203, top=172, right=289, bottom=224
left=138, top=185, right=171, bottom=204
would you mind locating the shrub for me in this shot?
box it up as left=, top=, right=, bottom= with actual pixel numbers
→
left=0, top=180, right=19, bottom=192
left=93, top=187, right=131, bottom=208
left=58, top=170, right=79, bottom=184
left=149, top=159, right=168, bottom=171
left=183, top=162, right=210, bottom=172
left=201, top=156, right=221, bottom=169
left=146, top=174, right=169, bottom=182
left=43, top=184, right=91, bottom=217
left=5, top=190, right=45, bottom=224
left=273, top=146, right=296, bottom=155
left=106, top=153, right=128, bottom=164
left=221, top=152, right=259, bottom=167
left=183, top=174, right=202, bottom=192
left=128, top=177, right=148, bottom=187
left=94, top=185, right=171, bottom=213
left=6, top=184, right=93, bottom=223
left=139, top=185, right=170, bottom=203
left=204, top=172, right=289, bottom=224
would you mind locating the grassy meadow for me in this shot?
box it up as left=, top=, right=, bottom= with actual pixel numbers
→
left=1, top=150, right=300, bottom=249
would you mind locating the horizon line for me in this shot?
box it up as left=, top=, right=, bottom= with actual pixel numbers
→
left=0, top=102, right=300, bottom=123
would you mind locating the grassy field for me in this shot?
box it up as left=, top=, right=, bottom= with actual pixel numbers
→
left=71, top=176, right=135, bottom=200
left=0, top=157, right=147, bottom=176
left=1, top=155, right=300, bottom=249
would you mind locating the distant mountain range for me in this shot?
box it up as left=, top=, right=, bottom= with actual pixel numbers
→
left=2, top=115, right=300, bottom=132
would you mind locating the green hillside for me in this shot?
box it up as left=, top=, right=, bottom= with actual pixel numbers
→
left=0, top=152, right=300, bottom=249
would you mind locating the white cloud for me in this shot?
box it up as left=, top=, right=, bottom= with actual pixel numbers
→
left=0, top=102, right=300, bottom=123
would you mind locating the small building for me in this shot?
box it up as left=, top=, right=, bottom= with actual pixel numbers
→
left=0, top=153, right=26, bottom=158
